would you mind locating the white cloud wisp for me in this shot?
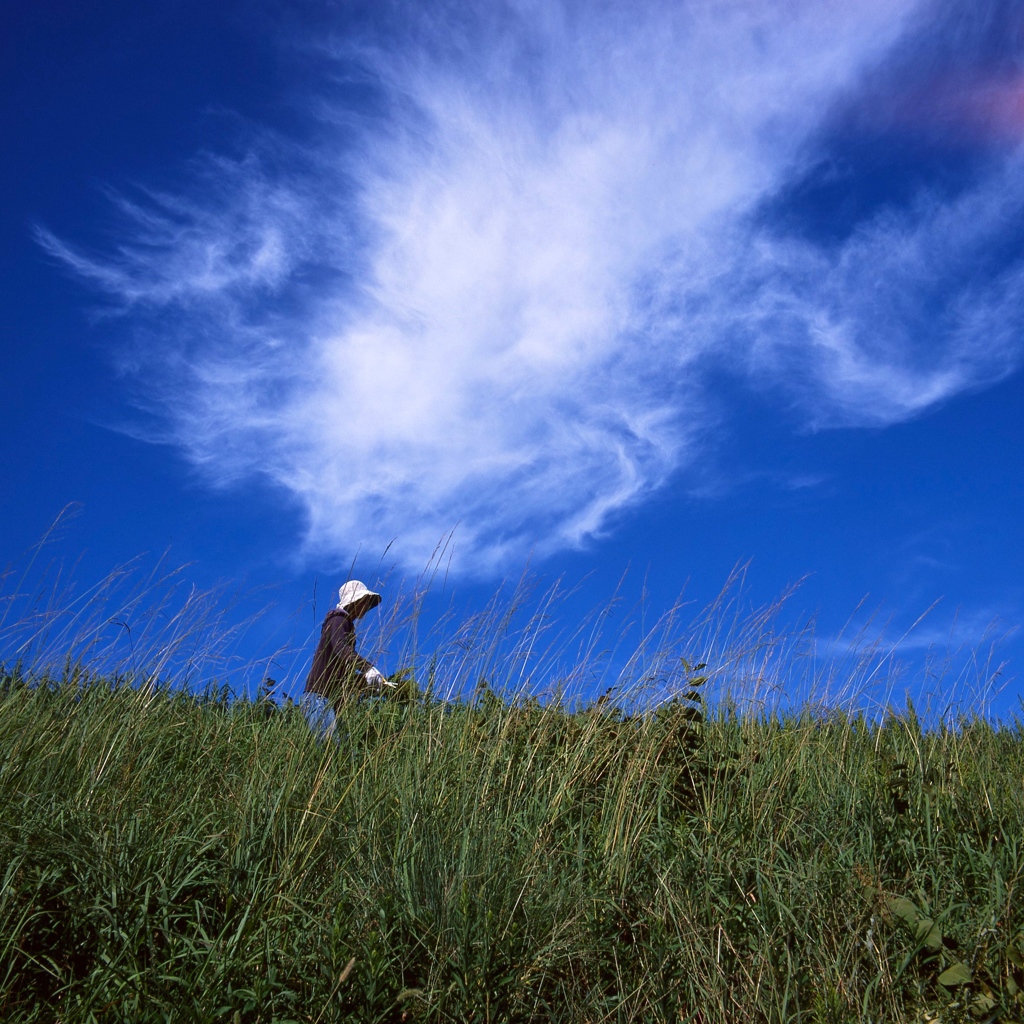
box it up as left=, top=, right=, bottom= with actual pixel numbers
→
left=42, top=0, right=1024, bottom=573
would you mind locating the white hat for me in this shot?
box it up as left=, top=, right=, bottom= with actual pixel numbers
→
left=337, top=580, right=381, bottom=612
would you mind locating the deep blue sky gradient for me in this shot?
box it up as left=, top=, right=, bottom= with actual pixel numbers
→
left=2, top=0, right=1022, bottom=715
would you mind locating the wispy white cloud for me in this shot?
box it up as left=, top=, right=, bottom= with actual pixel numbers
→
left=40, top=0, right=1024, bottom=573
left=728, top=156, right=1024, bottom=425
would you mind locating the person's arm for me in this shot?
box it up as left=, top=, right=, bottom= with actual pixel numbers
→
left=327, top=614, right=374, bottom=673
left=329, top=615, right=394, bottom=693
left=363, top=666, right=394, bottom=692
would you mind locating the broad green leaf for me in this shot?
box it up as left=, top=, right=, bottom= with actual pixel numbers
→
left=885, top=896, right=942, bottom=948
left=971, top=992, right=996, bottom=1013
left=888, top=896, right=921, bottom=927
left=917, top=919, right=943, bottom=950
left=937, top=962, right=972, bottom=987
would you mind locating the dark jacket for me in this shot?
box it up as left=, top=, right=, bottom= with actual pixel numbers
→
left=304, top=609, right=374, bottom=702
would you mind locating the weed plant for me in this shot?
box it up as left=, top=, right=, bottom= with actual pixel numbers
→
left=0, top=563, right=1022, bottom=1022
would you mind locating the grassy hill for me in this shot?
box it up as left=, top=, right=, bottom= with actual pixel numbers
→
left=1, top=664, right=1022, bottom=1023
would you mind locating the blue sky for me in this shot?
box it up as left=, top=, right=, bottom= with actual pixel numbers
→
left=2, top=0, right=1022, bottom=714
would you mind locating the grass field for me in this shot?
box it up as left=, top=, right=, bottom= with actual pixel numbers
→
left=0, top=555, right=1022, bottom=1023
left=1, top=655, right=1023, bottom=1023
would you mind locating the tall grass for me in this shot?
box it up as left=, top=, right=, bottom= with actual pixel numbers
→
left=1, top=560, right=1022, bottom=1022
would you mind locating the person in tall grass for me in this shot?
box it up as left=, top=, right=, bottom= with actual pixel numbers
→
left=300, top=580, right=392, bottom=741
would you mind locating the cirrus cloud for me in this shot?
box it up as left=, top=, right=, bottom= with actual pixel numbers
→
left=39, top=0, right=1024, bottom=574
